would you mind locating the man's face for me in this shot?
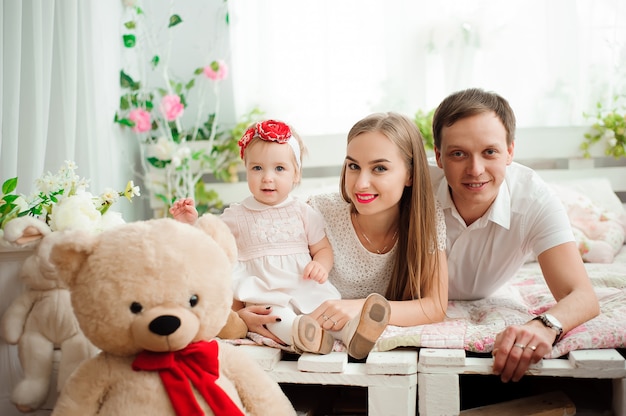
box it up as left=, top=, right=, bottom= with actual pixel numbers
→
left=435, top=111, right=514, bottom=225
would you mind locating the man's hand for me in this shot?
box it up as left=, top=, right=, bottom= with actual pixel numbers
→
left=492, top=320, right=556, bottom=382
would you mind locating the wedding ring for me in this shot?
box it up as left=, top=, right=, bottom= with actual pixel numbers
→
left=528, top=345, right=537, bottom=351
left=322, top=314, right=329, bottom=321
left=513, top=343, right=526, bottom=349
left=330, top=319, right=337, bottom=327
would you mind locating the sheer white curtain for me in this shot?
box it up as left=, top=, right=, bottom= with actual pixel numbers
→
left=0, top=0, right=140, bottom=219
left=228, top=0, right=626, bottom=135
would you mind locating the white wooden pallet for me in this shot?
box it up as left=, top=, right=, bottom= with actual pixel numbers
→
left=417, top=347, right=626, bottom=416
left=239, top=345, right=418, bottom=416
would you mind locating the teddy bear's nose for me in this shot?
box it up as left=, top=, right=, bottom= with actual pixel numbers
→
left=149, top=315, right=181, bottom=336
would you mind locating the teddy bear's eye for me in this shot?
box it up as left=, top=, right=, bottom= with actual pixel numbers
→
left=189, top=295, right=199, bottom=307
left=130, top=302, right=143, bottom=314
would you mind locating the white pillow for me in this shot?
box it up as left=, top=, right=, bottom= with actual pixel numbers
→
left=549, top=177, right=625, bottom=217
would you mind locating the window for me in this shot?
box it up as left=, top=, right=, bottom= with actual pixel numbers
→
left=228, top=0, right=626, bottom=135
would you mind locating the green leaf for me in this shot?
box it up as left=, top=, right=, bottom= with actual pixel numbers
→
left=123, top=34, right=136, bottom=48
left=185, top=79, right=195, bottom=90
left=147, top=157, right=170, bottom=169
left=2, top=177, right=18, bottom=194
left=151, top=55, right=160, bottom=69
left=120, top=71, right=135, bottom=89
left=155, top=193, right=171, bottom=205
left=168, top=14, right=183, bottom=28
left=2, top=195, right=20, bottom=204
left=124, top=20, right=136, bottom=30
left=0, top=201, right=17, bottom=215
left=120, top=95, right=132, bottom=110
left=131, top=80, right=141, bottom=92
left=191, top=149, right=206, bottom=160
left=117, top=118, right=134, bottom=128
left=194, top=67, right=203, bottom=75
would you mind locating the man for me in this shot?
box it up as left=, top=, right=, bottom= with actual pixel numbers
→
left=429, top=88, right=599, bottom=382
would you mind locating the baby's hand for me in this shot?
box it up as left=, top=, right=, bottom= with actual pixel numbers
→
left=169, top=198, right=199, bottom=225
left=303, top=261, right=328, bottom=284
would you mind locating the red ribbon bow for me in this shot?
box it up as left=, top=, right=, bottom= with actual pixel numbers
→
left=132, top=340, right=244, bottom=416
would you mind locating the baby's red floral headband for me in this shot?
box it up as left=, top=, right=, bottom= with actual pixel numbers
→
left=238, top=120, right=301, bottom=167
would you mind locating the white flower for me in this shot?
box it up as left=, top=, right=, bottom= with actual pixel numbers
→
left=171, top=155, right=182, bottom=168
left=154, top=136, right=177, bottom=160
left=175, top=146, right=192, bottom=160
left=49, top=192, right=101, bottom=232
left=99, top=211, right=126, bottom=231
left=170, top=145, right=192, bottom=168
left=99, top=187, right=120, bottom=206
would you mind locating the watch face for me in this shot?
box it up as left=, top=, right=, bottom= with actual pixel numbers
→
left=543, top=314, right=562, bottom=331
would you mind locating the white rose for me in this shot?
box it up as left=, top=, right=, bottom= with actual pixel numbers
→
left=49, top=192, right=101, bottom=232
left=99, top=211, right=126, bottom=232
left=154, top=137, right=177, bottom=160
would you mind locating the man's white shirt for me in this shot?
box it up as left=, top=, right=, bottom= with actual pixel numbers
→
left=429, top=161, right=574, bottom=300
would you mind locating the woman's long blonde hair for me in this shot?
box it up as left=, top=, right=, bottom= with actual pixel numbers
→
left=340, top=112, right=441, bottom=303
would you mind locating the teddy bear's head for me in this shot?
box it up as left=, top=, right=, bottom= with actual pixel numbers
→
left=48, top=214, right=237, bottom=356
left=20, top=231, right=68, bottom=291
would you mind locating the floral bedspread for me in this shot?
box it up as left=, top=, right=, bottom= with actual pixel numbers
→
left=375, top=246, right=626, bottom=358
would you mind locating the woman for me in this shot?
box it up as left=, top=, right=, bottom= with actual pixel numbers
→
left=237, top=112, right=448, bottom=349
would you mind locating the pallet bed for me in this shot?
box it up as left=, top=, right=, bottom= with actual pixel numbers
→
left=231, top=151, right=626, bottom=415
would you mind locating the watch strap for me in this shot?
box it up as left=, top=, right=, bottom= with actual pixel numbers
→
left=532, top=314, right=563, bottom=346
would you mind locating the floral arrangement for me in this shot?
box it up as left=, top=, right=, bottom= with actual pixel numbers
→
left=581, top=95, right=626, bottom=159
left=114, top=2, right=248, bottom=216
left=0, top=160, right=139, bottom=233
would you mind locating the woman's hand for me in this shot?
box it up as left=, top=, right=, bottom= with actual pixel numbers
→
left=236, top=305, right=283, bottom=344
left=309, top=299, right=365, bottom=331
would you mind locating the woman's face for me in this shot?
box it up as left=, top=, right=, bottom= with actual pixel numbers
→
left=344, top=131, right=412, bottom=217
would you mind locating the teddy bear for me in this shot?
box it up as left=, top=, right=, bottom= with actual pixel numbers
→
left=0, top=217, right=98, bottom=413
left=47, top=214, right=296, bottom=416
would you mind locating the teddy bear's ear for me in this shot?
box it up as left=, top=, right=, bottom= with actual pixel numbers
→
left=195, top=213, right=238, bottom=264
left=46, top=230, right=97, bottom=287
left=2, top=216, right=51, bottom=247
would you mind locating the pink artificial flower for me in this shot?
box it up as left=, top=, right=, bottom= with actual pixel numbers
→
left=160, top=94, right=185, bottom=121
left=237, top=120, right=292, bottom=159
left=203, top=60, right=228, bottom=81
left=129, top=108, right=151, bottom=133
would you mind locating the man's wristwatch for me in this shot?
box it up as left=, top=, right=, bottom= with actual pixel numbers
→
left=532, top=313, right=563, bottom=345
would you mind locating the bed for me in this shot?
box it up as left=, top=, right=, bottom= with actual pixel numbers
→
left=232, top=177, right=626, bottom=415
left=380, top=246, right=626, bottom=415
